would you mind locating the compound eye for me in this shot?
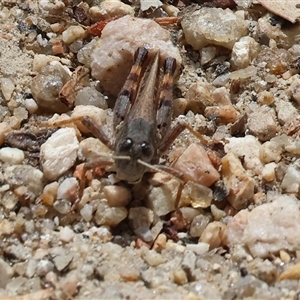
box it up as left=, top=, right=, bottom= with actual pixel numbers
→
left=120, top=138, right=133, bottom=151
left=141, top=141, right=153, bottom=158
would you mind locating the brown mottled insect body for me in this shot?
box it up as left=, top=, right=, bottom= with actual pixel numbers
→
left=82, top=46, right=178, bottom=184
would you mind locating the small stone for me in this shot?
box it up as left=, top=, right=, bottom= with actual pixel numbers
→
left=53, top=199, right=72, bottom=214
left=225, top=136, right=263, bottom=175
left=221, top=152, right=255, bottom=210
left=247, top=106, right=277, bottom=141
left=189, top=214, right=211, bottom=238
left=181, top=7, right=247, bottom=50
left=211, top=87, right=232, bottom=106
left=146, top=173, right=180, bottom=216
left=200, top=46, right=217, bottom=65
left=62, top=25, right=86, bottom=44
left=40, top=127, right=79, bottom=181
left=31, top=62, right=71, bottom=113
left=246, top=258, right=277, bottom=284
left=53, top=253, right=74, bottom=272
left=13, top=106, right=28, bottom=122
left=185, top=82, right=214, bottom=114
left=172, top=143, right=220, bottom=187
left=281, top=159, right=300, bottom=193
left=0, top=122, right=12, bottom=146
left=90, top=15, right=181, bottom=96
left=25, top=259, right=37, bottom=278
left=257, top=91, right=274, bottom=105
left=285, top=138, right=300, bottom=155
left=278, top=263, right=300, bottom=281
left=173, top=268, right=188, bottom=285
left=24, top=98, right=39, bottom=114
left=182, top=250, right=196, bottom=280
left=59, top=226, right=75, bottom=243
left=280, top=250, right=291, bottom=264
left=230, top=36, right=260, bottom=69
left=0, top=219, right=14, bottom=235
left=211, top=204, right=226, bottom=221
left=141, top=248, right=166, bottom=267
left=4, top=165, right=44, bottom=197
left=259, top=136, right=288, bottom=164
left=57, top=177, right=79, bottom=202
left=119, top=266, right=140, bottom=282
left=58, top=271, right=79, bottom=296
left=104, top=185, right=132, bottom=207
left=186, top=243, right=209, bottom=255
left=0, top=258, right=13, bottom=288
left=80, top=204, right=93, bottom=222
left=224, top=195, right=300, bottom=258
left=94, top=201, right=127, bottom=226
left=128, top=207, right=154, bottom=242
left=180, top=181, right=213, bottom=209
left=204, top=105, right=240, bottom=125
left=275, top=99, right=298, bottom=125
left=41, top=182, right=59, bottom=206
left=74, top=87, right=107, bottom=109
left=36, top=260, right=54, bottom=277
left=199, top=221, right=226, bottom=250
left=1, top=77, right=15, bottom=101
left=261, top=162, right=277, bottom=182
left=0, top=147, right=24, bottom=164
left=89, top=0, right=134, bottom=21
left=152, top=234, right=167, bottom=253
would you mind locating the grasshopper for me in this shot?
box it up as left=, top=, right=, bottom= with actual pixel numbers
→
left=80, top=46, right=208, bottom=204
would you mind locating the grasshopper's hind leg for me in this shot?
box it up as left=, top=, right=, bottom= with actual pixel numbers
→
left=113, top=46, right=149, bottom=128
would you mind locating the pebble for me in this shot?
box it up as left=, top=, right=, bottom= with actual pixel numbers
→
left=199, top=221, right=226, bottom=250
left=225, top=136, right=263, bottom=175
left=221, top=152, right=255, bottom=210
left=186, top=243, right=210, bottom=255
left=185, top=82, right=214, bottom=114
left=246, top=258, right=277, bottom=284
left=261, top=162, right=277, bottom=182
left=40, top=127, right=79, bottom=181
left=0, top=122, right=12, bottom=146
left=141, top=248, right=166, bottom=267
left=90, top=15, right=182, bottom=96
left=53, top=199, right=72, bottom=214
left=57, top=177, right=79, bottom=202
left=89, top=0, right=134, bottom=21
left=0, top=147, right=24, bottom=164
left=74, top=86, right=107, bottom=109
left=180, top=181, right=213, bottom=208
left=119, top=266, right=140, bottom=282
left=275, top=99, right=298, bottom=125
left=26, top=259, right=37, bottom=278
left=280, top=159, right=300, bottom=193
left=172, top=143, right=220, bottom=187
left=80, top=204, right=93, bottom=222
left=1, top=77, right=15, bottom=101
left=152, top=234, right=167, bottom=253
left=53, top=252, right=74, bottom=272
left=94, top=201, right=127, bottom=226
left=211, top=204, right=226, bottom=221
left=146, top=173, right=180, bottom=216
left=59, top=226, right=75, bottom=243
left=257, top=91, right=275, bottom=105
left=230, top=36, right=260, bottom=69
left=36, top=260, right=54, bottom=277
left=181, top=7, right=247, bottom=50
left=204, top=105, right=240, bottom=125
left=278, top=263, right=300, bottom=281
left=259, top=136, right=288, bottom=164
left=4, top=165, right=44, bottom=197
left=62, top=25, right=86, bottom=44
left=0, top=258, right=12, bottom=288
left=200, top=46, right=217, bottom=65
left=224, top=195, right=300, bottom=258
left=247, top=106, right=277, bottom=141
left=31, top=62, right=71, bottom=113
left=41, top=182, right=59, bottom=206
left=189, top=214, right=211, bottom=237
left=173, top=268, right=188, bottom=285
left=104, top=185, right=132, bottom=207
left=211, top=87, right=232, bottom=106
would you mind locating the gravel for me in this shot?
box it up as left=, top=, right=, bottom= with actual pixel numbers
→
left=1, top=0, right=300, bottom=299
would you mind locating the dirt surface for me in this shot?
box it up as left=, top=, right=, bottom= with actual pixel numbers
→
left=1, top=0, right=300, bottom=299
